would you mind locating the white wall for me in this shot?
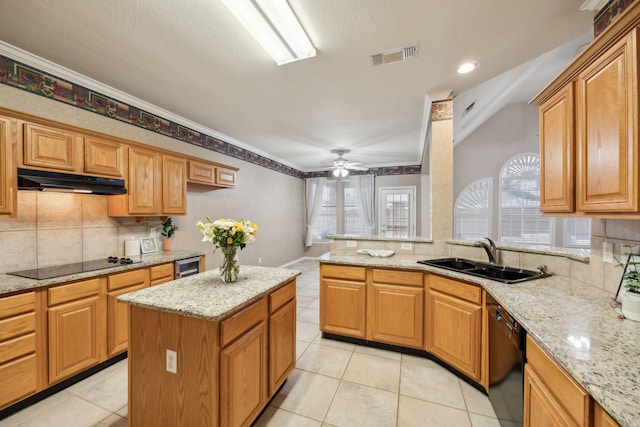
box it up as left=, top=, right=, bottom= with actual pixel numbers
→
left=0, top=84, right=306, bottom=271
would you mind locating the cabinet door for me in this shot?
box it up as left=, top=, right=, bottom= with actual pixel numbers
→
left=593, top=403, right=620, bottom=427
left=539, top=84, right=575, bottom=213
left=524, top=364, right=576, bottom=427
left=0, top=116, right=16, bottom=216
left=23, top=123, right=80, bottom=171
left=577, top=30, right=638, bottom=212
left=320, top=278, right=366, bottom=339
left=107, top=269, right=147, bottom=357
left=220, top=321, right=268, bottom=427
left=216, top=167, right=236, bottom=187
left=269, top=298, right=296, bottom=396
left=162, top=154, right=187, bottom=215
left=150, top=262, right=174, bottom=286
left=426, top=289, right=482, bottom=381
left=48, top=278, right=105, bottom=384
left=368, top=283, right=423, bottom=348
left=48, top=294, right=105, bottom=383
left=187, top=159, right=216, bottom=185
left=85, top=137, right=125, bottom=177
left=127, top=146, right=162, bottom=215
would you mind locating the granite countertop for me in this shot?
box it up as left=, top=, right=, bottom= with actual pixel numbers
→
left=118, top=265, right=301, bottom=322
left=321, top=253, right=639, bottom=427
left=0, top=250, right=205, bottom=296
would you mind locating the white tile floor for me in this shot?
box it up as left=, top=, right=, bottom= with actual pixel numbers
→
left=0, top=259, right=499, bottom=427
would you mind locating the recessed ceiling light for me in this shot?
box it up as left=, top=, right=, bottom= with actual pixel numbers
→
left=457, top=62, right=478, bottom=74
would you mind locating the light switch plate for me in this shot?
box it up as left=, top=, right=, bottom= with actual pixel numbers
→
left=603, top=242, right=613, bottom=264
left=346, top=241, right=357, bottom=248
left=401, top=243, right=413, bottom=251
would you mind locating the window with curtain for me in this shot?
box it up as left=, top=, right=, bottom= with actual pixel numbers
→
left=454, top=178, right=492, bottom=240
left=310, top=180, right=336, bottom=240
left=499, top=154, right=555, bottom=245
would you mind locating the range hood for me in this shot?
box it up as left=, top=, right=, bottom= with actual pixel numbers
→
left=18, top=168, right=127, bottom=195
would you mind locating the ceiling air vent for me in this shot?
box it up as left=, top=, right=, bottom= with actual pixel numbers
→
left=369, top=44, right=419, bottom=66
left=462, top=101, right=476, bottom=118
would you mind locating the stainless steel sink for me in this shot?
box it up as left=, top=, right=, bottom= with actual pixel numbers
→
left=417, top=258, right=551, bottom=284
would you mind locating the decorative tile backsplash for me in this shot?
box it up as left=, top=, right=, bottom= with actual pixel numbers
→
left=0, top=191, right=154, bottom=272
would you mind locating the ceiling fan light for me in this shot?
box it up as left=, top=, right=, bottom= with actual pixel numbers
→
left=340, top=169, right=349, bottom=177
left=332, top=168, right=341, bottom=177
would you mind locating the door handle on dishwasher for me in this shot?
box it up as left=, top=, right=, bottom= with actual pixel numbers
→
left=177, top=268, right=199, bottom=277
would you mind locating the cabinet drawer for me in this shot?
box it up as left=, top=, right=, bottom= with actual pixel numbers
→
left=428, top=274, right=481, bottom=304
left=0, top=332, right=36, bottom=364
left=0, top=292, right=35, bottom=319
left=526, top=336, right=590, bottom=426
left=372, top=269, right=423, bottom=287
left=0, top=312, right=36, bottom=341
left=108, top=268, right=148, bottom=291
left=48, top=278, right=103, bottom=306
left=0, top=353, right=38, bottom=409
left=221, top=298, right=268, bottom=347
left=322, top=264, right=366, bottom=281
left=150, top=263, right=174, bottom=282
left=270, top=280, right=296, bottom=313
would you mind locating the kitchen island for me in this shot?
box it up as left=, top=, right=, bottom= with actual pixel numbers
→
left=118, top=265, right=300, bottom=427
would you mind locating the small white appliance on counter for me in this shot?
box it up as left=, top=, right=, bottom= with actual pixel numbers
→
left=175, top=256, right=202, bottom=279
left=124, top=238, right=141, bottom=257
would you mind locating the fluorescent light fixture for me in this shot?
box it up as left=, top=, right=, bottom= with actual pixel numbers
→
left=221, top=0, right=316, bottom=65
left=457, top=62, right=478, bottom=74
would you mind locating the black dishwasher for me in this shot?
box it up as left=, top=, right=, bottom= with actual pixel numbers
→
left=487, top=293, right=526, bottom=427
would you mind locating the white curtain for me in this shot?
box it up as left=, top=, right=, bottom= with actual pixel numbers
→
left=304, top=177, right=327, bottom=247
left=351, top=174, right=375, bottom=235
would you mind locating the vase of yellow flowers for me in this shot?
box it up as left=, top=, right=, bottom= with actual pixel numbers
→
left=196, top=217, right=258, bottom=283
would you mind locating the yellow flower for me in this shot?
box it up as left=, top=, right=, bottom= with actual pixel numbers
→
left=234, top=221, right=244, bottom=232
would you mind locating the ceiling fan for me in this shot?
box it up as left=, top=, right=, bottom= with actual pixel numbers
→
left=328, top=149, right=368, bottom=177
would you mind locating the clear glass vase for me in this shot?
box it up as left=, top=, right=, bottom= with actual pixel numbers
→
left=220, top=246, right=240, bottom=283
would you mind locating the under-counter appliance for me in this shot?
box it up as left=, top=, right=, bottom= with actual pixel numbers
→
left=7, top=256, right=141, bottom=280
left=175, top=256, right=202, bottom=279
left=487, top=293, right=526, bottom=427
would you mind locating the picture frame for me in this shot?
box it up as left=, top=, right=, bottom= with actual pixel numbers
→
left=140, top=237, right=158, bottom=254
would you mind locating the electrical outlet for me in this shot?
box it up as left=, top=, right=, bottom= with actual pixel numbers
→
left=603, top=242, right=613, bottom=264
left=346, top=240, right=357, bottom=248
left=401, top=243, right=413, bottom=251
left=166, top=349, right=177, bottom=374
left=258, top=257, right=262, bottom=264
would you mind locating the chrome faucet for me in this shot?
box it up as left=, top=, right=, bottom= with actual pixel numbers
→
left=474, top=237, right=497, bottom=264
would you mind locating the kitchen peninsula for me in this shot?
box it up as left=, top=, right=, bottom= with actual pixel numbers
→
left=118, top=265, right=300, bottom=427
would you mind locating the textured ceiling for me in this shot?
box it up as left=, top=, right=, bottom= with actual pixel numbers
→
left=0, top=0, right=594, bottom=172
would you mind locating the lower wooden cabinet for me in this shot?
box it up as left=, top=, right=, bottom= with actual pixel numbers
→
left=47, top=278, right=107, bottom=384
left=594, top=402, right=620, bottom=427
left=0, top=292, right=41, bottom=409
left=269, top=281, right=296, bottom=395
left=524, top=336, right=591, bottom=427
left=320, top=264, right=366, bottom=339
left=368, top=269, right=424, bottom=349
left=426, top=274, right=483, bottom=382
left=150, top=262, right=174, bottom=285
left=106, top=268, right=148, bottom=357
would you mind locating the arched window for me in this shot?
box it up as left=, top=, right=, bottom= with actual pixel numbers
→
left=499, top=154, right=555, bottom=245
left=454, top=178, right=492, bottom=240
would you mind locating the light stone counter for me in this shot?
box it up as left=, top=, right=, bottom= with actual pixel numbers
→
left=321, top=253, right=639, bottom=427
left=0, top=250, right=205, bottom=295
left=118, top=265, right=301, bottom=321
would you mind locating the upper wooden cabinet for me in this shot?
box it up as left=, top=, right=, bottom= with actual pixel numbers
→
left=532, top=5, right=640, bottom=216
left=0, top=116, right=17, bottom=217
left=84, top=137, right=126, bottom=178
left=108, top=148, right=187, bottom=217
left=162, top=154, right=187, bottom=215
left=539, top=84, right=575, bottom=213
left=577, top=30, right=638, bottom=212
left=187, top=159, right=237, bottom=188
left=23, top=123, right=80, bottom=172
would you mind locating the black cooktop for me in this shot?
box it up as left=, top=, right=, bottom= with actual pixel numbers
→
left=7, top=257, right=142, bottom=280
